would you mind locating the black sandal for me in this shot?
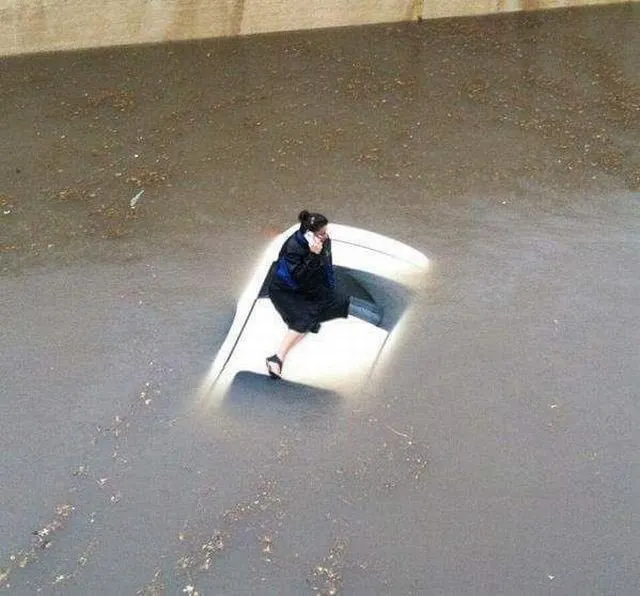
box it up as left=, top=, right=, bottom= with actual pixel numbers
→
left=266, top=354, right=283, bottom=379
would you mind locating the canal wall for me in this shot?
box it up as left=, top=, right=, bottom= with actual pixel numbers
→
left=0, top=0, right=637, bottom=57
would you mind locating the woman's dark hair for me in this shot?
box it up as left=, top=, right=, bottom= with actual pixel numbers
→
left=298, top=210, right=328, bottom=233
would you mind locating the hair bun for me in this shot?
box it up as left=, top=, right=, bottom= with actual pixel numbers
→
left=298, top=210, right=310, bottom=224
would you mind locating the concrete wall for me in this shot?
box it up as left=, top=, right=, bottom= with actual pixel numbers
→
left=0, top=0, right=636, bottom=57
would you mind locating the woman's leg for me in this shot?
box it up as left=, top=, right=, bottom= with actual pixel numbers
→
left=267, top=329, right=306, bottom=377
left=277, top=329, right=305, bottom=362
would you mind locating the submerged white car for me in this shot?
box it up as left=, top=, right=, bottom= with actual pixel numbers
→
left=198, top=223, right=429, bottom=406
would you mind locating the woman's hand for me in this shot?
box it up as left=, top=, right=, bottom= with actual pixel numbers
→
left=308, top=235, right=323, bottom=254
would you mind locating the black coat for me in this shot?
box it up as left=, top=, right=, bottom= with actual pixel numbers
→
left=268, top=230, right=349, bottom=333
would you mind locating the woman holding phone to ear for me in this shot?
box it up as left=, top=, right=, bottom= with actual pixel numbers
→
left=266, top=210, right=381, bottom=379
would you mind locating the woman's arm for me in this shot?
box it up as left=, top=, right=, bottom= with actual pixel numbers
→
left=286, top=249, right=322, bottom=285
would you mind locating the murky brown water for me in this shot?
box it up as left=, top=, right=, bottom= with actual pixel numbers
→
left=1, top=4, right=639, bottom=594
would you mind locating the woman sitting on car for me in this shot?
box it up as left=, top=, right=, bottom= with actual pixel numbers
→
left=266, top=209, right=381, bottom=379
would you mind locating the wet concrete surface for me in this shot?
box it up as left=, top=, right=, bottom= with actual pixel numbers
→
left=1, top=3, right=639, bottom=594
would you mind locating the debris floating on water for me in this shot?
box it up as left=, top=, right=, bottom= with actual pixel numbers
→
left=130, top=189, right=144, bottom=209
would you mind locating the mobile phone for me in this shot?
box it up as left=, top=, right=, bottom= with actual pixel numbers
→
left=304, top=231, right=316, bottom=244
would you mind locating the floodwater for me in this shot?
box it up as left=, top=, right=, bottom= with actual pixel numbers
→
left=1, top=4, right=639, bottom=594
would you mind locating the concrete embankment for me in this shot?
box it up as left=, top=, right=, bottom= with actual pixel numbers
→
left=1, top=0, right=637, bottom=57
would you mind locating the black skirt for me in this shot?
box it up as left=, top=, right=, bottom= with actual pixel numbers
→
left=269, top=282, right=349, bottom=333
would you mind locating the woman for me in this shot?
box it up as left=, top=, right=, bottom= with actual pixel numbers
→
left=266, top=210, right=381, bottom=379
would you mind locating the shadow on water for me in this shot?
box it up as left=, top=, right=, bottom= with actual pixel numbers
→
left=220, top=371, right=342, bottom=424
